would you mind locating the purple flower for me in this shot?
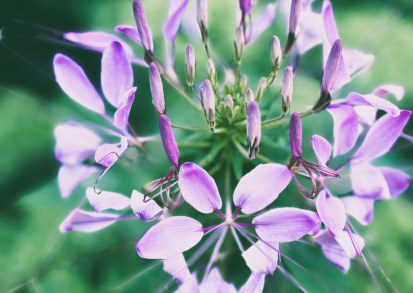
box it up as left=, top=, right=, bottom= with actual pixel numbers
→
left=132, top=0, right=154, bottom=53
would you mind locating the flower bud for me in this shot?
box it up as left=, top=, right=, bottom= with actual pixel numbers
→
left=185, top=44, right=196, bottom=87
left=240, top=75, right=248, bottom=95
left=239, top=0, right=253, bottom=15
left=234, top=27, right=244, bottom=63
left=321, top=39, right=342, bottom=93
left=288, top=0, right=302, bottom=35
left=244, top=87, right=255, bottom=103
left=271, top=36, right=282, bottom=71
left=207, top=58, right=218, bottom=89
left=281, top=66, right=294, bottom=113
left=132, top=0, right=154, bottom=53
left=289, top=112, right=302, bottom=157
left=247, top=101, right=261, bottom=159
left=199, top=80, right=215, bottom=130
left=158, top=114, right=179, bottom=167
left=224, top=95, right=234, bottom=107
left=149, top=62, right=165, bottom=114
left=197, top=0, right=208, bottom=35
left=255, top=77, right=267, bottom=102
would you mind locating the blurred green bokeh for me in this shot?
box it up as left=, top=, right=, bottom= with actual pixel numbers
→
left=0, top=0, right=412, bottom=292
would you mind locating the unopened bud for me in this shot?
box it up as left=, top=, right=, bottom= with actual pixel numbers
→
left=207, top=58, right=218, bottom=89
left=149, top=62, right=165, bottom=114
left=224, top=95, right=234, bottom=107
left=158, top=114, right=179, bottom=167
left=132, top=0, right=154, bottom=53
left=271, top=36, right=282, bottom=71
left=289, top=112, right=302, bottom=157
left=197, top=0, right=208, bottom=42
left=256, top=77, right=267, bottom=102
left=247, top=101, right=261, bottom=159
left=234, top=27, right=244, bottom=63
left=185, top=44, right=196, bottom=87
left=281, top=66, right=294, bottom=113
left=244, top=87, right=255, bottom=103
left=288, top=0, right=302, bottom=35
left=239, top=0, right=253, bottom=15
left=199, top=80, right=215, bottom=130
left=321, top=39, right=342, bottom=94
left=240, top=75, right=248, bottom=95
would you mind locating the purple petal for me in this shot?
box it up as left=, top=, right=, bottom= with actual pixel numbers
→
left=58, top=165, right=98, bottom=198
left=350, top=162, right=391, bottom=199
left=177, top=274, right=199, bottom=292
left=322, top=40, right=347, bottom=92
left=113, top=87, right=137, bottom=129
left=316, top=190, right=346, bottom=235
left=86, top=187, right=130, bottom=212
left=163, top=253, right=191, bottom=284
left=95, top=136, right=128, bottom=168
left=352, top=110, right=411, bottom=162
left=340, top=196, right=374, bottom=226
left=342, top=48, right=374, bottom=77
left=253, top=207, right=321, bottom=243
left=246, top=3, right=277, bottom=44
left=200, top=268, right=237, bottom=293
left=131, top=190, right=163, bottom=221
left=311, top=135, right=332, bottom=165
left=101, top=42, right=133, bottom=108
left=136, top=216, right=203, bottom=259
left=53, top=54, right=105, bottom=114
left=150, top=62, right=166, bottom=114
left=115, top=25, right=143, bottom=46
left=178, top=162, right=222, bottom=213
left=373, top=84, right=404, bottom=100
left=163, top=0, right=189, bottom=42
left=314, top=230, right=350, bottom=273
left=159, top=114, right=180, bottom=167
left=242, top=240, right=279, bottom=275
left=239, top=274, right=265, bottom=293
left=289, top=112, right=303, bottom=157
left=327, top=105, right=359, bottom=156
left=379, top=167, right=410, bottom=198
left=239, top=0, right=253, bottom=15
left=353, top=106, right=377, bottom=126
left=344, top=92, right=401, bottom=117
left=296, top=5, right=323, bottom=56
left=133, top=0, right=154, bottom=52
left=233, top=164, right=293, bottom=214
left=54, top=121, right=102, bottom=165
left=322, top=0, right=339, bottom=44
left=334, top=231, right=365, bottom=258
left=59, top=208, right=120, bottom=233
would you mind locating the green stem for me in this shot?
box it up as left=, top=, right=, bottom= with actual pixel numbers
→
left=171, top=123, right=208, bottom=132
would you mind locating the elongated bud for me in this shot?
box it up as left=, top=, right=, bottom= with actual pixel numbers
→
left=240, top=75, right=248, bottom=95
left=281, top=66, right=294, bottom=113
left=197, top=0, right=208, bottom=43
left=149, top=62, right=165, bottom=114
left=322, top=39, right=342, bottom=93
left=247, top=101, right=261, bottom=159
left=244, top=87, right=255, bottom=103
left=132, top=0, right=154, bottom=53
left=234, top=27, right=244, bottom=63
left=185, top=44, right=196, bottom=87
left=158, top=114, right=179, bottom=167
left=199, top=80, right=215, bottom=130
left=207, top=58, right=218, bottom=89
left=256, top=77, right=267, bottom=102
left=289, top=0, right=302, bottom=35
left=224, top=95, right=234, bottom=107
left=239, top=0, right=253, bottom=15
left=271, top=36, right=282, bottom=71
left=289, top=112, right=302, bottom=157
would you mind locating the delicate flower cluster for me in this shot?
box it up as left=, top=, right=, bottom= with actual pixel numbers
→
left=53, top=0, right=411, bottom=291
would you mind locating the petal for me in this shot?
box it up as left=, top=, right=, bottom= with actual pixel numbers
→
left=163, top=0, right=189, bottom=42
left=253, top=207, right=321, bottom=243
left=296, top=6, right=323, bottom=56
left=372, top=84, right=404, bottom=101
left=178, top=162, right=222, bottom=214
left=327, top=105, right=359, bottom=156
left=340, top=196, right=374, bottom=226
left=115, top=25, right=143, bottom=46
left=113, top=87, right=137, bottom=129
left=352, top=110, right=411, bottom=162
left=311, top=135, right=332, bottom=165
left=316, top=190, right=346, bottom=235
left=86, top=187, right=130, bottom=212
left=246, top=3, right=277, bottom=44
left=334, top=231, right=365, bottom=258
left=239, top=274, right=265, bottom=293
left=95, top=136, right=128, bottom=168
left=53, top=54, right=105, bottom=114
left=233, top=164, right=293, bottom=214
left=345, top=92, right=401, bottom=117
left=163, top=253, right=191, bottom=284
left=242, top=240, right=279, bottom=275
left=58, top=165, right=98, bottom=198
left=101, top=42, right=134, bottom=108
left=353, top=106, right=377, bottom=126
left=322, top=0, right=339, bottom=44
left=379, top=167, right=410, bottom=198
left=54, top=121, right=102, bottom=165
left=314, top=231, right=350, bottom=273
left=350, top=162, right=391, bottom=199
left=131, top=190, right=163, bottom=221
left=342, top=48, right=374, bottom=77
left=136, top=216, right=203, bottom=259
left=200, top=268, right=237, bottom=293
left=59, top=208, right=120, bottom=233
left=177, top=274, right=199, bottom=293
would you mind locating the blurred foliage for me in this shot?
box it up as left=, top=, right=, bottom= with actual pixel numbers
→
left=0, top=0, right=412, bottom=292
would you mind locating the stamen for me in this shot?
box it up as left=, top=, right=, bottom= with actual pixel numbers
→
left=202, top=226, right=228, bottom=283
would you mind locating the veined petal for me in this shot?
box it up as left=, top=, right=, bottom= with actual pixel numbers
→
left=163, top=0, right=190, bottom=42
left=101, top=42, right=134, bottom=108
left=115, top=25, right=143, bottom=46
left=311, top=135, right=332, bottom=165
left=327, top=105, right=359, bottom=156
left=177, top=274, right=199, bottom=293
left=342, top=48, right=374, bottom=77
left=242, top=240, right=279, bottom=275
left=58, top=165, right=98, bottom=198
left=372, top=84, right=404, bottom=100
left=322, top=0, right=339, bottom=45
left=316, top=190, right=346, bottom=235
left=233, top=164, right=293, bottom=214
left=131, top=190, right=163, bottom=221
left=113, top=87, right=137, bottom=129
left=253, top=208, right=321, bottom=243
left=334, top=231, right=365, bottom=258
left=86, top=187, right=130, bottom=212
left=352, top=110, right=411, bottom=162
left=379, top=167, right=410, bottom=198
left=60, top=208, right=120, bottom=233
left=136, top=216, right=203, bottom=259
left=350, top=162, right=391, bottom=199
left=296, top=5, right=323, bottom=56
left=239, top=274, right=265, bottom=293
left=53, top=54, right=105, bottom=114
left=247, top=3, right=277, bottom=44
left=178, top=162, right=222, bottom=213
left=95, top=136, right=128, bottom=168
left=163, top=253, right=191, bottom=284
left=200, top=268, right=237, bottom=293
left=340, top=196, right=374, bottom=226
left=314, top=230, right=350, bottom=273
left=353, top=105, right=377, bottom=126
left=345, top=92, right=401, bottom=117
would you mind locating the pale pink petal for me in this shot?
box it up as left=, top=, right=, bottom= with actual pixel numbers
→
left=342, top=48, right=374, bottom=77
left=95, top=136, right=128, bottom=168
left=314, top=230, right=350, bottom=273
left=58, top=165, right=98, bottom=198
left=345, top=92, right=401, bottom=117
left=296, top=5, right=323, bottom=56
left=350, top=162, right=391, bottom=199
left=379, top=167, right=410, bottom=198
left=242, top=240, right=279, bottom=275
left=113, top=87, right=137, bottom=129
left=316, top=190, right=346, bottom=235
left=239, top=274, right=265, bottom=293
left=177, top=274, right=199, bottom=293
left=247, top=3, right=277, bottom=44
left=130, top=190, right=163, bottom=221
left=163, top=253, right=191, bottom=284
left=163, top=0, right=190, bottom=42
left=115, top=25, right=142, bottom=46
left=353, top=106, right=377, bottom=126
left=372, top=84, right=404, bottom=100
left=86, top=187, right=130, bottom=212
left=60, top=208, right=120, bottom=232
left=311, top=135, right=332, bottom=165
left=200, top=268, right=237, bottom=293
left=334, top=231, right=365, bottom=258
left=340, top=196, right=374, bottom=226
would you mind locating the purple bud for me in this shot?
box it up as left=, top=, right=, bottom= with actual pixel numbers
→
left=289, top=112, right=302, bottom=157
left=288, top=0, right=302, bottom=35
left=133, top=0, right=154, bottom=53
left=271, top=36, right=282, bottom=70
left=256, top=77, right=267, bottom=102
left=224, top=95, right=234, bottom=107
left=149, top=62, right=165, bottom=114
left=247, top=101, right=261, bottom=159
left=199, top=80, right=215, bottom=129
left=281, top=66, right=294, bottom=110
left=244, top=88, right=255, bottom=103
left=197, top=0, right=208, bottom=30
left=207, top=58, right=218, bottom=88
left=239, top=0, right=253, bottom=15
left=158, top=114, right=179, bottom=167
left=234, top=27, right=244, bottom=63
left=322, top=39, right=342, bottom=93
left=185, top=44, right=196, bottom=87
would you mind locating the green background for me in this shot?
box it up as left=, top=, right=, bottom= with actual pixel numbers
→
left=0, top=0, right=412, bottom=292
